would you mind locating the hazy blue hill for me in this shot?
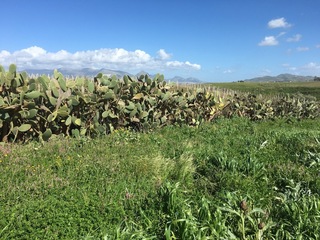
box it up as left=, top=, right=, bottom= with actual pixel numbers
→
left=20, top=68, right=203, bottom=83
left=135, top=71, right=150, bottom=77
left=23, top=68, right=53, bottom=75
left=243, top=73, right=314, bottom=82
left=169, top=76, right=202, bottom=83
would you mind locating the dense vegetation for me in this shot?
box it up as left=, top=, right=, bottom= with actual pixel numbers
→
left=0, top=64, right=224, bottom=142
left=1, top=64, right=319, bottom=143
left=209, top=81, right=320, bottom=100
left=1, top=118, right=320, bottom=239
left=1, top=65, right=320, bottom=239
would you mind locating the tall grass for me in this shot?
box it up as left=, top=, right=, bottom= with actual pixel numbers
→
left=208, top=81, right=320, bottom=100
left=0, top=118, right=320, bottom=239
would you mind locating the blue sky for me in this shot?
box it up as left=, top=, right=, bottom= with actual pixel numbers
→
left=1, top=0, right=319, bottom=82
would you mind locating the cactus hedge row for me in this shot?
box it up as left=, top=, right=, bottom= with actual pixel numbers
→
left=225, top=93, right=319, bottom=120
left=0, top=64, right=222, bottom=142
left=1, top=64, right=319, bottom=142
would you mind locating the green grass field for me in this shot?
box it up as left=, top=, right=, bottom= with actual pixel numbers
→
left=1, top=118, right=320, bottom=239
left=208, top=81, right=320, bottom=100
left=0, top=72, right=320, bottom=240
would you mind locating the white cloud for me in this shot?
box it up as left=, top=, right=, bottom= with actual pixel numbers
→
left=258, top=36, right=279, bottom=46
left=0, top=46, right=201, bottom=71
left=223, top=69, right=233, bottom=74
left=316, top=44, right=320, bottom=48
left=296, top=47, right=309, bottom=52
left=21, top=46, right=47, bottom=57
left=268, top=17, right=292, bottom=28
left=289, top=67, right=297, bottom=71
left=157, top=49, right=171, bottom=60
left=283, top=62, right=320, bottom=75
left=0, top=50, right=10, bottom=62
left=287, top=34, right=302, bottom=42
left=303, top=62, right=320, bottom=70
left=166, top=61, right=201, bottom=70
left=277, top=32, right=286, bottom=38
left=282, top=63, right=297, bottom=71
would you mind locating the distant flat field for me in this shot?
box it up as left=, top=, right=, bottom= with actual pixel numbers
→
left=208, top=81, right=320, bottom=100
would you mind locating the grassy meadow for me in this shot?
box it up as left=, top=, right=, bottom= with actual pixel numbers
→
left=1, top=80, right=320, bottom=239
left=209, top=81, right=320, bottom=100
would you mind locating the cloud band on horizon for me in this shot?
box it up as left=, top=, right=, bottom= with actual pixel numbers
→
left=0, top=46, right=201, bottom=71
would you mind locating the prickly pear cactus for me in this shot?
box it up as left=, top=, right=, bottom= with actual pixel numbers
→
left=2, top=65, right=317, bottom=142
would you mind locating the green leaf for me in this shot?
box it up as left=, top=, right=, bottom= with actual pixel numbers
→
left=74, top=118, right=81, bottom=126
left=48, top=111, right=57, bottom=122
left=80, top=128, right=87, bottom=136
left=66, top=116, right=72, bottom=126
left=249, top=207, right=266, bottom=215
left=28, top=83, right=36, bottom=91
left=219, top=207, right=241, bottom=217
left=66, top=80, right=76, bottom=88
left=25, top=91, right=41, bottom=99
left=109, top=112, right=118, bottom=119
left=9, top=64, right=17, bottom=74
left=49, top=97, right=57, bottom=106
left=109, top=79, right=118, bottom=89
left=96, top=73, right=103, bottom=78
left=71, top=97, right=80, bottom=106
left=57, top=109, right=69, bottom=117
left=161, top=116, right=167, bottom=123
left=123, top=75, right=129, bottom=85
left=88, top=81, right=94, bottom=93
left=129, top=108, right=138, bottom=118
left=132, top=93, right=144, bottom=100
left=126, top=101, right=135, bottom=111
left=26, top=109, right=38, bottom=119
left=104, top=92, right=114, bottom=100
left=139, top=111, right=148, bottom=118
left=18, top=124, right=31, bottom=132
left=76, top=77, right=84, bottom=86
left=71, top=129, right=80, bottom=138
left=38, top=76, right=49, bottom=91
left=42, top=129, right=52, bottom=141
left=161, top=92, right=171, bottom=101
left=158, top=74, right=164, bottom=82
left=52, top=87, right=59, bottom=98
left=58, top=77, right=67, bottom=91
left=102, top=111, right=109, bottom=118
left=0, top=65, right=5, bottom=73
left=12, top=126, right=19, bottom=136
left=146, top=77, right=152, bottom=85
left=132, top=117, right=140, bottom=122
left=0, top=97, right=5, bottom=106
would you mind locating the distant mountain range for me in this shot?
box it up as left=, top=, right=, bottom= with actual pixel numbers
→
left=22, top=68, right=315, bottom=83
left=23, top=68, right=202, bottom=84
left=241, top=74, right=314, bottom=82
